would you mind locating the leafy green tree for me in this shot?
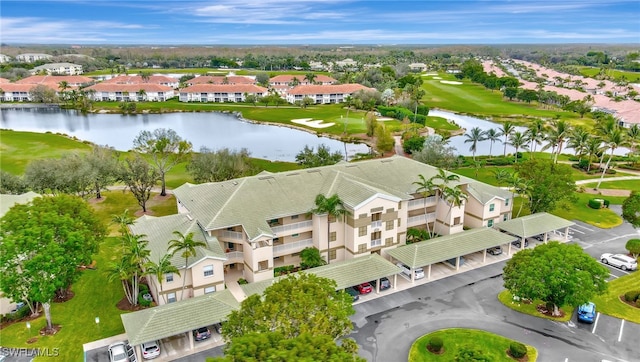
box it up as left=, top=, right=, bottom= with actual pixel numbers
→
left=85, top=145, right=120, bottom=199
left=503, top=242, right=609, bottom=316
left=413, top=135, right=459, bottom=170
left=622, top=191, right=640, bottom=228
left=168, top=231, right=206, bottom=300
left=402, top=134, right=425, bottom=154
left=30, top=84, right=58, bottom=103
left=187, top=147, right=255, bottom=183
left=375, top=124, right=395, bottom=155
left=255, top=72, right=269, bottom=86
left=119, top=155, right=159, bottom=213
left=309, top=194, right=349, bottom=264
left=365, top=112, right=378, bottom=138
left=144, top=254, right=180, bottom=304
left=210, top=332, right=365, bottom=362
left=515, top=159, right=575, bottom=213
left=223, top=273, right=354, bottom=340
left=503, top=87, right=518, bottom=100
left=295, top=144, right=343, bottom=168
left=132, top=128, right=193, bottom=196
left=244, top=94, right=258, bottom=106
left=0, top=195, right=105, bottom=330
left=300, top=247, right=326, bottom=269
left=0, top=170, right=28, bottom=194
left=625, top=239, right=640, bottom=258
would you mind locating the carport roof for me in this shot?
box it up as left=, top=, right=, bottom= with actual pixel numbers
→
left=241, top=254, right=401, bottom=297
left=120, top=289, right=239, bottom=346
left=496, top=212, right=574, bottom=238
left=387, top=228, right=517, bottom=268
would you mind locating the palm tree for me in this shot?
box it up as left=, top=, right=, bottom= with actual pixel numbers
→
left=484, top=128, right=501, bottom=159
left=525, top=119, right=546, bottom=156
left=492, top=168, right=511, bottom=187
left=106, top=257, right=135, bottom=305
left=442, top=186, right=468, bottom=227
left=500, top=121, right=516, bottom=157
left=542, top=119, right=570, bottom=163
left=144, top=254, right=180, bottom=304
left=137, top=89, right=146, bottom=101
left=596, top=128, right=630, bottom=190
left=464, top=127, right=486, bottom=161
left=125, top=233, right=150, bottom=305
left=309, top=194, right=350, bottom=264
left=507, top=173, right=531, bottom=218
left=567, top=126, right=590, bottom=161
left=304, top=73, right=317, bottom=84
left=168, top=231, right=207, bottom=300
left=584, top=137, right=604, bottom=172
left=627, top=124, right=640, bottom=162
left=507, top=132, right=529, bottom=163
left=430, top=169, right=460, bottom=236
left=413, top=174, right=437, bottom=238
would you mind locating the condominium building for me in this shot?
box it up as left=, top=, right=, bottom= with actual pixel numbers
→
left=131, top=156, right=512, bottom=305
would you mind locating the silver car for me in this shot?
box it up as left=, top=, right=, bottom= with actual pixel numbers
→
left=108, top=342, right=129, bottom=362
left=600, top=253, right=638, bottom=271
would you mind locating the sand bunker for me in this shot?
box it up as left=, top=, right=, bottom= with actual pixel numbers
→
left=440, top=80, right=463, bottom=85
left=432, top=76, right=442, bottom=79
left=376, top=117, right=394, bottom=121
left=424, top=72, right=438, bottom=76
left=291, top=118, right=335, bottom=128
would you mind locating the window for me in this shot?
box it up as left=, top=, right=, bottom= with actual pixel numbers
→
left=291, top=215, right=299, bottom=219
left=397, top=219, right=401, bottom=227
left=489, top=204, right=495, bottom=212
left=503, top=214, right=508, bottom=221
left=167, top=292, right=177, bottom=303
left=329, top=250, right=337, bottom=260
left=358, top=244, right=367, bottom=253
left=330, top=231, right=337, bottom=242
left=505, top=198, right=510, bottom=206
left=165, top=273, right=174, bottom=283
left=203, top=265, right=214, bottom=277
left=292, top=233, right=299, bottom=237
left=386, top=220, right=394, bottom=231
left=204, top=286, right=216, bottom=294
left=454, top=217, right=461, bottom=225
left=385, top=237, right=393, bottom=246
left=359, top=226, right=367, bottom=236
left=488, top=219, right=494, bottom=227
left=258, top=260, right=268, bottom=271
left=371, top=212, right=381, bottom=221
left=328, top=215, right=336, bottom=223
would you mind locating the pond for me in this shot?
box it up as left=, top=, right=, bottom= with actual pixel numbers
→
left=0, top=107, right=369, bottom=162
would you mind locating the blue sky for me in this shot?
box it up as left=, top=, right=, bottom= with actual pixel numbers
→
left=1, top=0, right=639, bottom=45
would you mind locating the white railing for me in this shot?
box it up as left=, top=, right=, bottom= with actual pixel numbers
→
left=273, top=238, right=314, bottom=256
left=371, top=238, right=382, bottom=247
left=408, top=196, right=437, bottom=209
left=371, top=220, right=382, bottom=229
left=225, top=251, right=244, bottom=261
left=220, top=230, right=243, bottom=240
left=271, top=220, right=313, bottom=235
left=407, top=213, right=436, bottom=227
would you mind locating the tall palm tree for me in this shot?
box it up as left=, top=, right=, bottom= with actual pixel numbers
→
left=430, top=169, right=460, bottom=236
left=309, top=194, right=350, bottom=264
left=413, top=174, right=437, bottom=238
left=464, top=127, right=486, bottom=161
left=584, top=137, right=604, bottom=172
left=627, top=124, right=640, bottom=162
left=112, top=209, right=134, bottom=237
left=546, top=120, right=571, bottom=163
left=145, top=254, right=180, bottom=304
left=168, top=231, right=207, bottom=300
left=442, top=186, right=468, bottom=227
left=492, top=168, right=511, bottom=187
left=525, top=119, right=546, bottom=156
left=304, top=72, right=317, bottom=84
left=484, top=128, right=501, bottom=159
left=107, top=257, right=135, bottom=305
left=499, top=121, right=516, bottom=157
left=137, top=89, right=146, bottom=101
left=124, top=233, right=150, bottom=305
left=596, top=128, right=630, bottom=190
left=508, top=173, right=531, bottom=218
left=507, top=132, right=529, bottom=163
left=567, top=126, right=590, bottom=161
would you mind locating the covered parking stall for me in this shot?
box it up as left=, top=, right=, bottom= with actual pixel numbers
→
left=120, top=289, right=239, bottom=361
left=387, top=228, right=517, bottom=280
left=241, top=254, right=402, bottom=298
left=495, top=212, right=575, bottom=254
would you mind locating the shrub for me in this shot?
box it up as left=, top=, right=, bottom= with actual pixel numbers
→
left=624, top=290, right=640, bottom=302
left=456, top=346, right=490, bottom=361
left=137, top=292, right=152, bottom=307
left=509, top=342, right=527, bottom=358
left=139, top=283, right=150, bottom=294
left=603, top=199, right=610, bottom=208
left=588, top=198, right=603, bottom=209
left=274, top=265, right=295, bottom=276
left=427, top=336, right=443, bottom=352
left=237, top=278, right=248, bottom=285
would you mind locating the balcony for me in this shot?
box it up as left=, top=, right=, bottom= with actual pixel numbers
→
left=273, top=238, right=314, bottom=257
left=220, top=230, right=243, bottom=240
left=371, top=238, right=382, bottom=247
left=407, top=212, right=436, bottom=227
left=225, top=251, right=244, bottom=263
left=408, top=196, right=437, bottom=209
left=370, top=220, right=382, bottom=229
left=271, top=220, right=313, bottom=235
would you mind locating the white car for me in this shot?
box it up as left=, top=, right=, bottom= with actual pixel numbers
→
left=141, top=341, right=160, bottom=359
left=600, top=253, right=638, bottom=271
left=108, top=342, right=129, bottom=362
left=397, top=262, right=425, bottom=280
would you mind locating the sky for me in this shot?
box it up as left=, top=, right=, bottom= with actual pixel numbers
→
left=1, top=0, right=639, bottom=45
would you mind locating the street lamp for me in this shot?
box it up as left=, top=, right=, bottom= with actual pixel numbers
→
left=26, top=321, right=31, bottom=338
left=95, top=316, right=100, bottom=334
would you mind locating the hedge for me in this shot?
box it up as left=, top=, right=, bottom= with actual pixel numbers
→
left=377, top=106, right=427, bottom=125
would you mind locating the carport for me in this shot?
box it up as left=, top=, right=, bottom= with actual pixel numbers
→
left=495, top=212, right=574, bottom=254
left=120, top=289, right=239, bottom=361
left=387, top=228, right=517, bottom=279
left=241, top=254, right=402, bottom=297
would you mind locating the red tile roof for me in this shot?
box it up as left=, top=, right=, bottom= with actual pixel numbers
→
left=0, top=83, right=55, bottom=92
left=188, top=75, right=256, bottom=85
left=287, top=84, right=373, bottom=95
left=16, top=75, right=94, bottom=84
left=102, top=75, right=178, bottom=84
left=180, top=84, right=268, bottom=93
left=85, top=83, right=174, bottom=92
left=270, top=74, right=337, bottom=84
left=0, top=77, right=10, bottom=83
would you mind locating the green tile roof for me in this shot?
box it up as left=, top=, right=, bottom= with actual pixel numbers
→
left=387, top=228, right=517, bottom=268
left=121, top=289, right=239, bottom=346
left=241, top=254, right=402, bottom=297
left=130, top=214, right=226, bottom=269
left=0, top=191, right=41, bottom=217
left=174, top=156, right=506, bottom=241
left=495, top=212, right=575, bottom=238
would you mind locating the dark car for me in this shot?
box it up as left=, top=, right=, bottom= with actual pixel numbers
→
left=193, top=326, right=211, bottom=341
left=356, top=282, right=373, bottom=294
left=446, top=256, right=466, bottom=267
left=512, top=239, right=529, bottom=248
left=487, top=246, right=503, bottom=256
left=577, top=302, right=596, bottom=323
left=370, top=277, right=391, bottom=291
left=345, top=287, right=360, bottom=302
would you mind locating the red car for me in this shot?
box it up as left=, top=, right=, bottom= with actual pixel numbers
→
left=356, top=282, right=373, bottom=294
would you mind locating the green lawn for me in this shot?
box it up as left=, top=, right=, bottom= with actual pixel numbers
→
left=574, top=66, right=640, bottom=83
left=552, top=192, right=623, bottom=228
left=591, top=273, right=640, bottom=324
left=498, top=290, right=573, bottom=322
left=580, top=180, right=640, bottom=193
left=409, top=328, right=537, bottom=362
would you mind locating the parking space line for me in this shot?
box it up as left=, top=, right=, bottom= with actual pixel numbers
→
left=569, top=227, right=585, bottom=234
left=618, top=320, right=625, bottom=342
left=572, top=224, right=594, bottom=232
left=592, top=312, right=600, bottom=334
